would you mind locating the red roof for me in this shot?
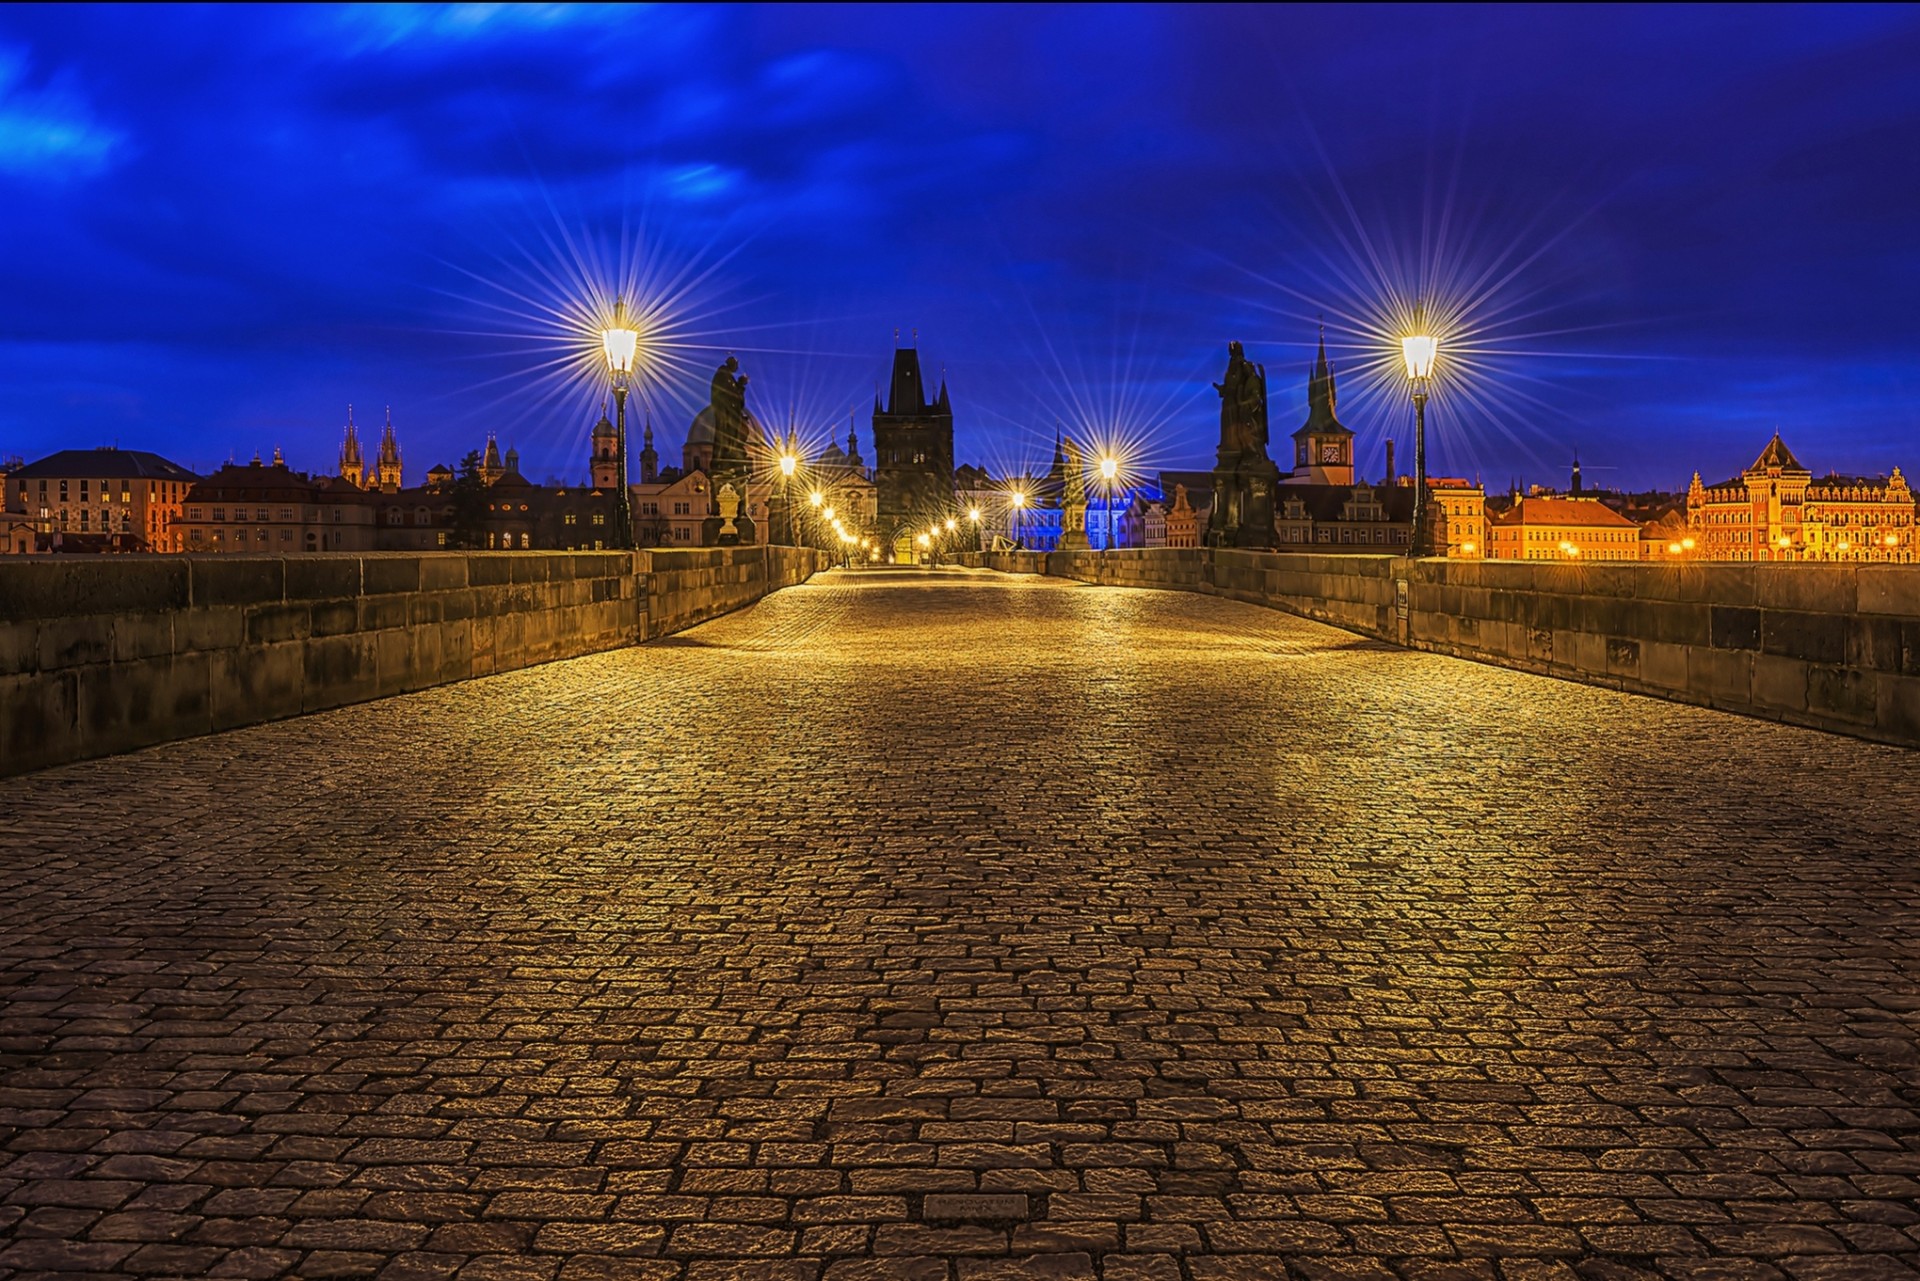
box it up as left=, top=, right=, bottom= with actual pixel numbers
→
left=1490, top=497, right=1637, bottom=528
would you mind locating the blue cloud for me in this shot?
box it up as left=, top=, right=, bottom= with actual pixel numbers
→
left=0, top=43, right=125, bottom=179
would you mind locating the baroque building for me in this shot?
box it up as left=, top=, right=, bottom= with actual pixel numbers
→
left=1687, top=433, right=1914, bottom=562
left=1487, top=496, right=1641, bottom=560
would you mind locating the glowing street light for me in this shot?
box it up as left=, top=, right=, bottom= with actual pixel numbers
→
left=1402, top=305, right=1439, bottom=557
left=600, top=296, right=641, bottom=549
left=809, top=490, right=823, bottom=508
left=1097, top=454, right=1121, bottom=551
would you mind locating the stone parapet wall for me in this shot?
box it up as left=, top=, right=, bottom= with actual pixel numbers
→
left=642, top=545, right=822, bottom=639
left=995, top=547, right=1920, bottom=747
left=1, top=546, right=822, bottom=776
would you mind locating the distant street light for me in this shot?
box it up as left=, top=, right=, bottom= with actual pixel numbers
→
left=1099, top=455, right=1119, bottom=551
left=600, top=297, right=640, bottom=549
left=1401, top=307, right=1439, bottom=557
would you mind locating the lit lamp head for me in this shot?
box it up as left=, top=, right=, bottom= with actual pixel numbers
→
left=1401, top=306, right=1437, bottom=388
left=779, top=453, right=797, bottom=478
left=809, top=490, right=823, bottom=508
left=1012, top=491, right=1026, bottom=508
left=822, top=506, right=835, bottom=522
left=944, top=518, right=956, bottom=533
left=1099, top=456, right=1118, bottom=481
left=601, top=296, right=640, bottom=390
left=968, top=507, right=980, bottom=523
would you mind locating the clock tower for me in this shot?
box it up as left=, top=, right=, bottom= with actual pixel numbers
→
left=1289, top=331, right=1355, bottom=486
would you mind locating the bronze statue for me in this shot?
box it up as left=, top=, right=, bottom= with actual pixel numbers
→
left=1209, top=341, right=1279, bottom=550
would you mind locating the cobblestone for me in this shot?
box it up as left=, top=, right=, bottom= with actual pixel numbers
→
left=2, top=566, right=1918, bottom=1279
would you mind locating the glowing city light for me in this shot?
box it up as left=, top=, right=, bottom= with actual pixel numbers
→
left=1099, top=456, right=1119, bottom=481
left=1400, top=328, right=1438, bottom=382
left=1668, top=542, right=1683, bottom=555
left=810, top=491, right=824, bottom=508
left=968, top=507, right=980, bottom=522
left=601, top=298, right=639, bottom=379
left=779, top=453, right=797, bottom=478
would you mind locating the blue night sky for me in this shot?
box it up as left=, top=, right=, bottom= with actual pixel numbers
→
left=2, top=3, right=1917, bottom=491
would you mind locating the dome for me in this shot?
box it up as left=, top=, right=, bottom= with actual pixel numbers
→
left=686, top=406, right=716, bottom=445
left=685, top=406, right=764, bottom=448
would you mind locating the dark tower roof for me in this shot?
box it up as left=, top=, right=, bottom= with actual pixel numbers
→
left=887, top=348, right=935, bottom=415
left=1750, top=432, right=1806, bottom=472
left=1292, top=331, right=1353, bottom=442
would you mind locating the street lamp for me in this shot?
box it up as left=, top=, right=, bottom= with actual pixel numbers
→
left=1011, top=489, right=1026, bottom=549
left=600, top=297, right=640, bottom=549
left=1402, top=307, right=1439, bottom=557
left=1098, top=455, right=1119, bottom=550
left=968, top=505, right=981, bottom=553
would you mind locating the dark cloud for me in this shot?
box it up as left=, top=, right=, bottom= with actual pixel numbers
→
left=1, top=3, right=1916, bottom=488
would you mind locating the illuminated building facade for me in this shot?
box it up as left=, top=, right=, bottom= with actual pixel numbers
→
left=1487, top=496, right=1641, bottom=560
left=6, top=448, right=199, bottom=554
left=1686, top=433, right=1913, bottom=562
left=1429, top=478, right=1488, bottom=557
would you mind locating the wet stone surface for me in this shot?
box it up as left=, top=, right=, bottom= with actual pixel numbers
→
left=2, top=566, right=1918, bottom=1280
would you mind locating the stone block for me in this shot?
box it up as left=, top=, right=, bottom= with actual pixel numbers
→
left=1565, top=628, right=1609, bottom=675
left=1526, top=628, right=1554, bottom=666
left=1856, top=567, right=1920, bottom=619
left=1639, top=640, right=1689, bottom=693
left=418, top=554, right=469, bottom=592
left=1805, top=664, right=1877, bottom=724
left=467, top=554, right=514, bottom=586
left=37, top=617, right=114, bottom=670
left=0, top=558, right=190, bottom=622
left=111, top=613, right=176, bottom=663
left=362, top=555, right=421, bottom=595
left=1750, top=654, right=1809, bottom=715
left=1688, top=647, right=1752, bottom=707
left=1710, top=605, right=1761, bottom=651
left=1, top=669, right=76, bottom=775
left=302, top=634, right=378, bottom=711
left=175, top=605, right=244, bottom=654
left=245, top=603, right=310, bottom=646
left=284, top=557, right=363, bottom=602
left=191, top=556, right=285, bottom=607
left=373, top=627, right=415, bottom=699
left=309, top=599, right=359, bottom=639
left=1759, top=610, right=1844, bottom=665
left=1844, top=615, right=1905, bottom=673
left=1878, top=673, right=1920, bottom=742
left=76, top=653, right=211, bottom=758
left=209, top=641, right=304, bottom=732
left=1756, top=563, right=1855, bottom=613
left=358, top=594, right=410, bottom=632
left=0, top=621, right=36, bottom=676
left=1605, top=636, right=1641, bottom=678
left=1636, top=600, right=1711, bottom=648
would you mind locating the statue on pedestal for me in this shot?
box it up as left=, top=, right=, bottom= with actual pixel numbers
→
left=702, top=355, right=757, bottom=546
left=1209, top=341, right=1279, bottom=549
left=1058, top=438, right=1091, bottom=551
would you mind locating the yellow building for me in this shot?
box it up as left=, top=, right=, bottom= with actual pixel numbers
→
left=1686, top=434, right=1913, bottom=562
left=1487, top=496, right=1640, bottom=561
left=1428, top=478, right=1487, bottom=557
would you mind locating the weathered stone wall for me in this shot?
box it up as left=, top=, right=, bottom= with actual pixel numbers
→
left=1005, top=548, right=1920, bottom=747
left=642, top=546, right=823, bottom=639
left=1, top=546, right=822, bottom=776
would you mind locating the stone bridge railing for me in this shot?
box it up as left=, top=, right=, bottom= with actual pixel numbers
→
left=0, top=546, right=822, bottom=777
left=957, top=547, right=1920, bottom=748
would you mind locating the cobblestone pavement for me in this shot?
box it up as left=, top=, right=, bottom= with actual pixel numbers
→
left=3, top=567, right=1919, bottom=1281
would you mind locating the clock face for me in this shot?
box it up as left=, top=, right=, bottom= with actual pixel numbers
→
left=1320, top=443, right=1342, bottom=464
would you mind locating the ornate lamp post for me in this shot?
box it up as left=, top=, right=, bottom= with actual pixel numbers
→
left=1401, top=308, right=1439, bottom=557
left=1010, top=489, right=1026, bottom=549
left=1099, top=456, right=1119, bottom=550
left=776, top=448, right=798, bottom=545
left=600, top=299, right=640, bottom=550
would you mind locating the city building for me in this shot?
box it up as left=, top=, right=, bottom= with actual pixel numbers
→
left=1428, top=477, right=1488, bottom=557
left=6, top=447, right=200, bottom=553
left=634, top=471, right=712, bottom=547
left=872, top=343, right=956, bottom=540
left=179, top=453, right=376, bottom=553
left=1487, top=495, right=1641, bottom=560
left=1686, top=433, right=1914, bottom=562
left=1164, top=484, right=1205, bottom=548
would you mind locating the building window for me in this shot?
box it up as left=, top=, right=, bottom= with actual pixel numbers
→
left=592, top=513, right=605, bottom=525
